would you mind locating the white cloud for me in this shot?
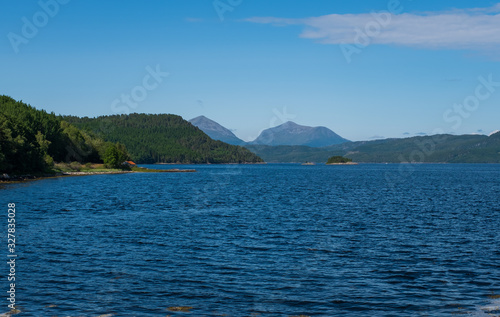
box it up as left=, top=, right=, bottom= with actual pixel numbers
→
left=245, top=4, right=500, bottom=51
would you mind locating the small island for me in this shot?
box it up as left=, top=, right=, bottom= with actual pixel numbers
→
left=326, top=156, right=358, bottom=165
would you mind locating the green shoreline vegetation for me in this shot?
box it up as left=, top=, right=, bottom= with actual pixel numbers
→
left=55, top=163, right=195, bottom=174
left=0, top=95, right=129, bottom=176
left=1, top=163, right=196, bottom=184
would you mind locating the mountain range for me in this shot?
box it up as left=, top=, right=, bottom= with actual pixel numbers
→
left=189, top=116, right=350, bottom=147
left=4, top=92, right=498, bottom=175
left=245, top=132, right=500, bottom=163
left=190, top=115, right=500, bottom=163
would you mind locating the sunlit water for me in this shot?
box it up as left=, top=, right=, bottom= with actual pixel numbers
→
left=1, top=164, right=500, bottom=316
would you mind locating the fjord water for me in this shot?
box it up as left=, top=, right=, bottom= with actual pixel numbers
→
left=1, top=164, right=500, bottom=316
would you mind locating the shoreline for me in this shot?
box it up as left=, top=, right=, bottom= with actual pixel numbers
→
left=154, top=162, right=267, bottom=165
left=0, top=168, right=197, bottom=184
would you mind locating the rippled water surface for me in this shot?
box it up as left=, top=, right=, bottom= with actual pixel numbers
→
left=1, top=164, right=500, bottom=316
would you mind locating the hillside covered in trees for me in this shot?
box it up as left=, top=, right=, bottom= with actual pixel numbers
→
left=0, top=95, right=128, bottom=174
left=246, top=133, right=500, bottom=163
left=64, top=114, right=263, bottom=164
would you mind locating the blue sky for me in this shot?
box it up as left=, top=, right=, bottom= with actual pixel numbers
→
left=1, top=0, right=500, bottom=141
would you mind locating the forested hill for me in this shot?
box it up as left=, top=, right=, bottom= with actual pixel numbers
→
left=0, top=95, right=126, bottom=174
left=63, top=114, right=263, bottom=164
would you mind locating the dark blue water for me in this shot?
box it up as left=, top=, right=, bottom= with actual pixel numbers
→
left=1, top=164, right=500, bottom=316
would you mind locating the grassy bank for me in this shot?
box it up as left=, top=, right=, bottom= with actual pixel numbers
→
left=54, top=162, right=121, bottom=173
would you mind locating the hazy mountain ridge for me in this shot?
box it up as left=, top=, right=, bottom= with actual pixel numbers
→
left=250, top=121, right=350, bottom=147
left=188, top=116, right=500, bottom=163
left=189, top=116, right=244, bottom=145
left=245, top=133, right=500, bottom=163
left=190, top=117, right=350, bottom=147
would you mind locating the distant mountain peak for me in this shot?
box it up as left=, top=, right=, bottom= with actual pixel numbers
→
left=250, top=121, right=349, bottom=147
left=189, top=116, right=244, bottom=145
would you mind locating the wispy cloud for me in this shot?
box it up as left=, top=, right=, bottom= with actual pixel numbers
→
left=245, top=3, right=500, bottom=51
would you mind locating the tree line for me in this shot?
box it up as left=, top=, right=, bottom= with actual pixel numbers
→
left=64, top=113, right=264, bottom=164
left=0, top=95, right=128, bottom=174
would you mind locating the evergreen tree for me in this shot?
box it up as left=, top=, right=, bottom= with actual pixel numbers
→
left=103, top=144, right=122, bottom=168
